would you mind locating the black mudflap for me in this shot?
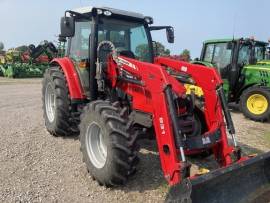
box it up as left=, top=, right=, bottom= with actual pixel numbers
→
left=166, top=152, right=270, bottom=203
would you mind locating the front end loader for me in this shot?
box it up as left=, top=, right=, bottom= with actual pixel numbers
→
left=42, top=7, right=270, bottom=202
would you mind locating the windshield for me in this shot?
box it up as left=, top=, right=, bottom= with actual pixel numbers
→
left=98, top=18, right=152, bottom=62
left=255, top=44, right=266, bottom=61
left=203, top=43, right=232, bottom=74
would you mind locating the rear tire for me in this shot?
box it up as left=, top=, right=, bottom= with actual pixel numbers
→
left=79, top=100, right=138, bottom=186
left=240, top=86, right=270, bottom=122
left=42, top=66, right=79, bottom=136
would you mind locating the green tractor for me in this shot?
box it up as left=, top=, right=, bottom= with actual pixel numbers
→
left=194, top=38, right=270, bottom=121
left=267, top=45, right=270, bottom=60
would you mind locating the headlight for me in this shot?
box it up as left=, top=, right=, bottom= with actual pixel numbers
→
left=104, top=10, right=112, bottom=16
left=97, top=9, right=103, bottom=15
left=144, top=16, right=153, bottom=24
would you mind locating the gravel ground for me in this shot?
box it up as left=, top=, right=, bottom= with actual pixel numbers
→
left=0, top=78, right=270, bottom=203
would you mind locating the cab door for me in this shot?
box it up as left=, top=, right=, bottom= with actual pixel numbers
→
left=68, top=20, right=92, bottom=97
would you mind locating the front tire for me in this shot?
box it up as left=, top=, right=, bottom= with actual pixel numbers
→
left=42, top=66, right=79, bottom=136
left=79, top=100, right=138, bottom=186
left=240, top=86, right=270, bottom=122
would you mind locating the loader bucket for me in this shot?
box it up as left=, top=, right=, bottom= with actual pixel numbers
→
left=166, top=152, right=270, bottom=203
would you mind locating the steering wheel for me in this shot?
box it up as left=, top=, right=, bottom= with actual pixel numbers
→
left=97, top=41, right=136, bottom=65
left=96, top=41, right=119, bottom=84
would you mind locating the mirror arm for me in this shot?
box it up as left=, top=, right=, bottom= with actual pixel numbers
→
left=149, top=26, right=172, bottom=31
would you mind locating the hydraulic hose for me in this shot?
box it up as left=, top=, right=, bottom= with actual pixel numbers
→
left=164, top=85, right=186, bottom=162
left=217, top=86, right=237, bottom=147
left=217, top=86, right=235, bottom=134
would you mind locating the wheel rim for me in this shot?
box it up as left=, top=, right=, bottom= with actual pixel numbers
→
left=45, top=83, right=56, bottom=122
left=246, top=94, right=268, bottom=115
left=86, top=122, right=107, bottom=169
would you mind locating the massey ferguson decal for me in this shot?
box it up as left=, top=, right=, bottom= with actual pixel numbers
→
left=118, top=57, right=138, bottom=70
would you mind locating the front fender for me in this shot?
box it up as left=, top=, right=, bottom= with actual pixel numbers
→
left=235, top=83, right=258, bottom=102
left=51, top=57, right=85, bottom=99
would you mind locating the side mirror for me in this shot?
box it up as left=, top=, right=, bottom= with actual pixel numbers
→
left=166, top=27, right=174, bottom=43
left=60, top=16, right=75, bottom=38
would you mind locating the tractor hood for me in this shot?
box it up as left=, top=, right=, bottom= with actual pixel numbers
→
left=244, top=61, right=270, bottom=71
left=257, top=60, right=270, bottom=66
left=243, top=62, right=270, bottom=88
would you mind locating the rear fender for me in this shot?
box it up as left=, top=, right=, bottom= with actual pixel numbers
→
left=235, top=83, right=257, bottom=102
left=50, top=57, right=85, bottom=100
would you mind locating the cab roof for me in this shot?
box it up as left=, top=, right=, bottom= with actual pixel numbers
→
left=203, top=38, right=238, bottom=44
left=203, top=38, right=268, bottom=45
left=70, top=6, right=146, bottom=20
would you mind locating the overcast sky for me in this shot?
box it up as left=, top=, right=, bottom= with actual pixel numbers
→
left=0, top=0, right=269, bottom=57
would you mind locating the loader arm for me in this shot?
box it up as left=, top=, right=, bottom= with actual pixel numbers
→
left=107, top=55, right=235, bottom=185
left=154, top=57, right=236, bottom=166
left=107, top=56, right=187, bottom=185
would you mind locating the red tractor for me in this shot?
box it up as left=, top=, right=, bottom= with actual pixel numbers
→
left=42, top=7, right=270, bottom=202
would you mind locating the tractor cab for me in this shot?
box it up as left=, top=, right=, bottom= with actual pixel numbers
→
left=59, top=6, right=174, bottom=99
left=200, top=38, right=268, bottom=75
left=198, top=38, right=269, bottom=100
left=195, top=38, right=270, bottom=121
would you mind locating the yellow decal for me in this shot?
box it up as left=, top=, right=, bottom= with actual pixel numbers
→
left=184, top=84, right=204, bottom=97
left=197, top=167, right=210, bottom=175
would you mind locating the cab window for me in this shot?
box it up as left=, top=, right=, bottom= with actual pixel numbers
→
left=255, top=46, right=265, bottom=61
left=69, top=20, right=91, bottom=62
left=98, top=19, right=151, bottom=62
left=203, top=43, right=232, bottom=76
left=238, top=45, right=251, bottom=65
left=212, top=43, right=232, bottom=73
left=203, top=44, right=214, bottom=63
